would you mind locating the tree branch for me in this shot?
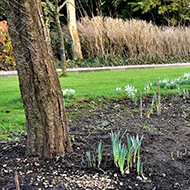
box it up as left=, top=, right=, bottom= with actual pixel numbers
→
left=45, top=0, right=55, bottom=12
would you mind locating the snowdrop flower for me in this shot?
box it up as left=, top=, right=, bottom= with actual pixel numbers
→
left=62, top=89, right=75, bottom=95
left=184, top=73, right=189, bottom=77
left=162, top=79, right=168, bottom=83
left=62, top=89, right=69, bottom=94
left=69, top=89, right=75, bottom=93
left=116, top=87, right=121, bottom=91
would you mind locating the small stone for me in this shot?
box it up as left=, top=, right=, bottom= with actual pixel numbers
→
left=137, top=176, right=143, bottom=180
left=34, top=162, right=40, bottom=167
left=120, top=182, right=123, bottom=186
left=113, top=173, right=117, bottom=177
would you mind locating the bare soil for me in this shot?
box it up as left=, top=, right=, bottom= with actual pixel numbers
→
left=0, top=96, right=190, bottom=190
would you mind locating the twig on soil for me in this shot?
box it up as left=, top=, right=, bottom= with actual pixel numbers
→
left=97, top=166, right=108, bottom=175
left=14, top=171, right=20, bottom=190
left=83, top=132, right=92, bottom=140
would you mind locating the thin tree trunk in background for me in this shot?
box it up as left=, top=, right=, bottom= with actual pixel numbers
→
left=2, top=0, right=72, bottom=158
left=55, top=13, right=67, bottom=76
left=67, top=0, right=83, bottom=60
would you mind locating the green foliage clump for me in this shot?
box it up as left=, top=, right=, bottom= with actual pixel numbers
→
left=110, top=130, right=144, bottom=176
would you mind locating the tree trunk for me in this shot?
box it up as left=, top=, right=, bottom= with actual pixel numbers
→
left=67, top=0, right=83, bottom=60
left=2, top=0, right=72, bottom=158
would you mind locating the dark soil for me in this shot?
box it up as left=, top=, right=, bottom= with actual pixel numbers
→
left=0, top=96, right=190, bottom=190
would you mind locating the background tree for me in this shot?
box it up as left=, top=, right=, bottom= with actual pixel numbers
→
left=115, top=0, right=190, bottom=26
left=45, top=0, right=68, bottom=76
left=2, top=0, right=73, bottom=158
left=45, top=0, right=82, bottom=76
left=67, top=0, right=83, bottom=60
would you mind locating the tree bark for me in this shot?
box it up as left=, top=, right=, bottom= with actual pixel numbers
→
left=2, top=0, right=72, bottom=158
left=67, top=0, right=83, bottom=60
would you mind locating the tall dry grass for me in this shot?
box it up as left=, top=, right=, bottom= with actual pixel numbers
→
left=63, top=16, right=190, bottom=59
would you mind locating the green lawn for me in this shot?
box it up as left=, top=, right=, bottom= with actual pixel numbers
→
left=1, top=67, right=190, bottom=139
left=60, top=67, right=190, bottom=98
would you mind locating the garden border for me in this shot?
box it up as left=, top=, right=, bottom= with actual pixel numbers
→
left=0, top=62, right=190, bottom=78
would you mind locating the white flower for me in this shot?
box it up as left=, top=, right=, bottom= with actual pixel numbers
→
left=62, top=88, right=75, bottom=95
left=116, top=87, right=121, bottom=91
left=62, top=89, right=69, bottom=94
left=69, top=89, right=75, bottom=93
left=162, top=79, right=168, bottom=83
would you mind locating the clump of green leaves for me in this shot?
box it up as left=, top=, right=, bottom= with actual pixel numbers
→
left=131, top=134, right=144, bottom=163
left=86, top=140, right=103, bottom=168
left=117, top=142, right=127, bottom=175
left=110, top=130, right=144, bottom=177
left=86, top=151, right=95, bottom=168
left=110, top=130, right=127, bottom=167
left=86, top=151, right=92, bottom=167
left=182, top=89, right=189, bottom=99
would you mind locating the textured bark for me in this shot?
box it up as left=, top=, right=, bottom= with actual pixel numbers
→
left=2, top=0, right=72, bottom=158
left=67, top=0, right=83, bottom=60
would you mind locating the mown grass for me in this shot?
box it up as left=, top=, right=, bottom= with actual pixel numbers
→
left=60, top=67, right=190, bottom=98
left=1, top=67, right=190, bottom=140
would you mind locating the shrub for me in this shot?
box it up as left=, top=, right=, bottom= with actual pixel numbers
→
left=0, top=21, right=16, bottom=70
left=62, top=16, right=190, bottom=59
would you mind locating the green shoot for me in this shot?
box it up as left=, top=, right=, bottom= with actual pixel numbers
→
left=86, top=151, right=92, bottom=167
left=110, top=131, right=119, bottom=167
left=182, top=89, right=189, bottom=99
left=170, top=151, right=174, bottom=160
left=137, top=160, right=141, bottom=176
left=131, top=134, right=143, bottom=163
left=137, top=135, right=143, bottom=161
left=126, top=135, right=133, bottom=173
left=92, top=154, right=96, bottom=167
left=140, top=163, right=143, bottom=175
left=147, top=107, right=151, bottom=118
left=110, top=130, right=127, bottom=167
left=150, top=91, right=157, bottom=114
left=117, top=142, right=127, bottom=176
left=70, top=135, right=75, bottom=142
left=177, top=151, right=179, bottom=158
left=98, top=140, right=102, bottom=167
